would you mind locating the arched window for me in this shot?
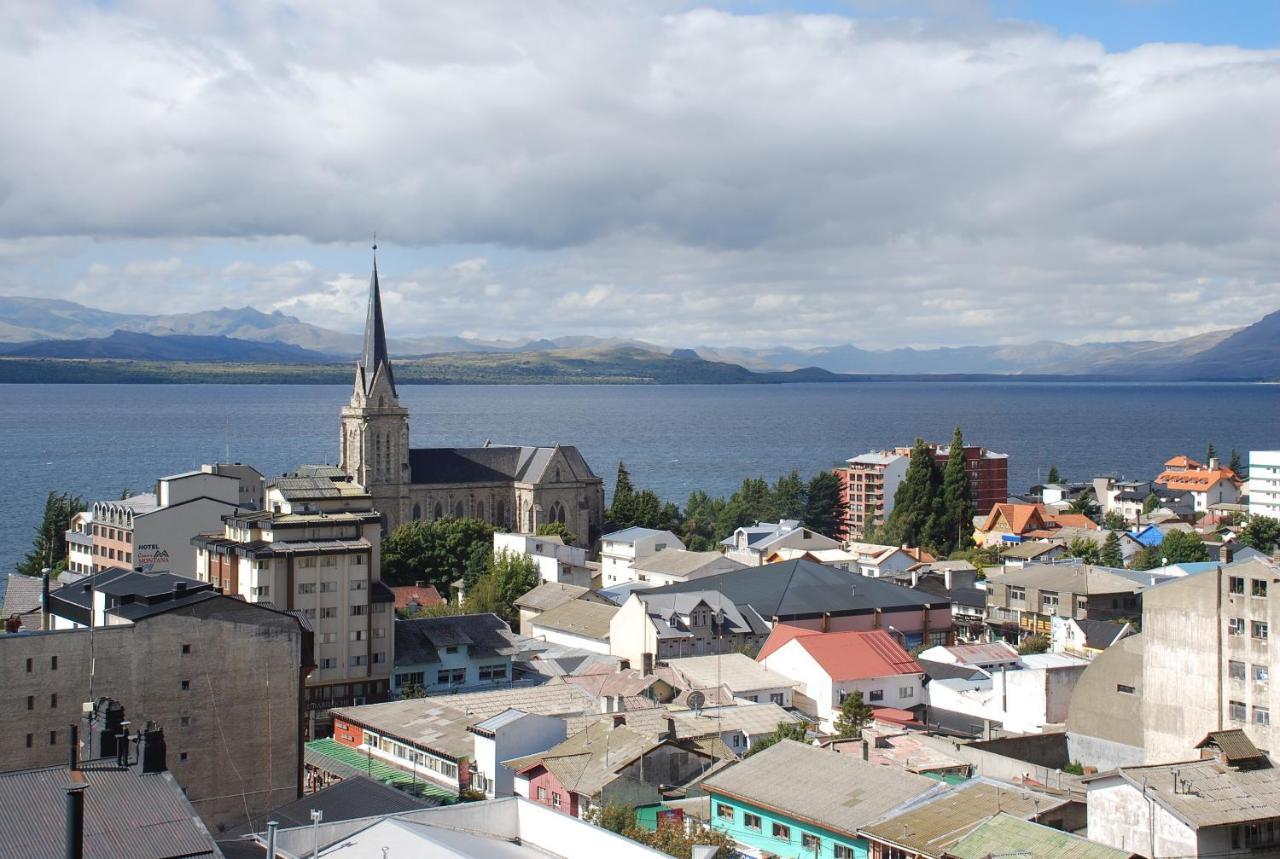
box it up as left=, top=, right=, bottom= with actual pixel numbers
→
left=412, top=503, right=421, bottom=520
left=455, top=501, right=465, bottom=518
left=527, top=506, right=535, bottom=532
left=555, top=467, right=561, bottom=482
left=496, top=500, right=506, bottom=525
left=476, top=501, right=484, bottom=521
left=557, top=503, right=567, bottom=524
left=433, top=502, right=443, bottom=520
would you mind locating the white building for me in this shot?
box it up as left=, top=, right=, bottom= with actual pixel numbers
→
left=1249, top=451, right=1280, bottom=519
left=665, top=653, right=798, bottom=707
left=468, top=709, right=568, bottom=799
left=600, top=527, right=685, bottom=586
left=918, top=641, right=1020, bottom=674
left=925, top=652, right=1090, bottom=735
left=758, top=627, right=924, bottom=731
left=494, top=532, right=592, bottom=588
left=392, top=613, right=528, bottom=696
left=528, top=599, right=618, bottom=655
left=845, top=542, right=925, bottom=577
left=721, top=519, right=842, bottom=566
left=630, top=549, right=747, bottom=587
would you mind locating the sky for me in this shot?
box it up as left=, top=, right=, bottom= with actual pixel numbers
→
left=1, top=1, right=1277, bottom=350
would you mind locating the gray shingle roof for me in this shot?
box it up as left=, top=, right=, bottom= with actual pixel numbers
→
left=408, top=445, right=599, bottom=486
left=704, top=740, right=943, bottom=835
left=394, top=614, right=521, bottom=666
left=222, top=775, right=431, bottom=838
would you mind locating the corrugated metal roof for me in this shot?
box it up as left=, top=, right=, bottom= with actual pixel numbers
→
left=947, top=812, right=1130, bottom=859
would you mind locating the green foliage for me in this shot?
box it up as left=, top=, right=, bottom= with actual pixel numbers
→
left=1100, top=531, right=1125, bottom=568
left=1102, top=510, right=1127, bottom=530
left=1229, top=449, right=1244, bottom=478
left=595, top=803, right=636, bottom=835
left=463, top=550, right=539, bottom=625
left=938, top=427, right=974, bottom=556
left=608, top=461, right=637, bottom=525
left=1142, top=493, right=1160, bottom=515
left=948, top=544, right=1001, bottom=570
left=381, top=517, right=497, bottom=590
left=834, top=690, right=874, bottom=739
left=1063, top=760, right=1085, bottom=776
left=882, top=439, right=945, bottom=551
left=1066, top=537, right=1100, bottom=564
left=536, top=520, right=578, bottom=547
left=1066, top=492, right=1100, bottom=520
left=1130, top=529, right=1210, bottom=571
left=772, top=470, right=808, bottom=522
left=745, top=721, right=808, bottom=757
left=1046, top=465, right=1061, bottom=484
left=1206, top=439, right=1217, bottom=465
left=1242, top=516, right=1280, bottom=554
left=624, top=820, right=739, bottom=858
left=19, top=491, right=86, bottom=576
left=680, top=490, right=723, bottom=551
left=1018, top=635, right=1050, bottom=655
left=803, top=470, right=843, bottom=538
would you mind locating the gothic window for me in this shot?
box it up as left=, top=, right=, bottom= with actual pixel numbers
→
left=374, top=435, right=383, bottom=479
left=412, top=503, right=421, bottom=520
left=555, top=467, right=561, bottom=482
left=527, top=506, right=534, bottom=532
left=455, top=501, right=465, bottom=518
left=496, top=500, right=506, bottom=525
left=476, top=501, right=484, bottom=521
left=434, top=502, right=443, bottom=520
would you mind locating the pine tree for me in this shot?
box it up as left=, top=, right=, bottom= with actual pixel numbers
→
left=771, top=470, right=808, bottom=522
left=1206, top=440, right=1217, bottom=465
left=834, top=690, right=874, bottom=739
left=938, top=427, right=974, bottom=555
left=608, top=461, right=636, bottom=526
left=1100, top=531, right=1124, bottom=568
left=18, top=491, right=86, bottom=575
left=804, top=470, right=842, bottom=537
left=1046, top=465, right=1061, bottom=484
left=1229, top=449, right=1244, bottom=478
left=882, top=439, right=943, bottom=550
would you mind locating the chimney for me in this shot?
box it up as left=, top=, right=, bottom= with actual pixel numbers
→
left=664, top=716, right=677, bottom=740
left=266, top=820, right=279, bottom=859
left=65, top=784, right=86, bottom=859
left=1209, top=457, right=1220, bottom=471
left=68, top=724, right=79, bottom=772
left=612, top=714, right=627, bottom=728
left=4, top=614, right=20, bottom=634
left=1220, top=543, right=1234, bottom=565
left=141, top=723, right=166, bottom=773
left=861, top=739, right=869, bottom=761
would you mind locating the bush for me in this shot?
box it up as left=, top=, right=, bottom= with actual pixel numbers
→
left=1017, top=635, right=1049, bottom=655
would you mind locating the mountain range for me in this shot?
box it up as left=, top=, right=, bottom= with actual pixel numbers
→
left=0, top=295, right=1277, bottom=381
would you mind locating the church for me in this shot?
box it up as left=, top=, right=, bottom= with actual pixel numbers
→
left=338, top=256, right=605, bottom=547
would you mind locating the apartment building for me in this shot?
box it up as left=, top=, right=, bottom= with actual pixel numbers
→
left=192, top=473, right=393, bottom=734
left=901, top=442, right=1009, bottom=518
left=984, top=563, right=1156, bottom=645
left=1249, top=451, right=1280, bottom=519
left=837, top=451, right=908, bottom=539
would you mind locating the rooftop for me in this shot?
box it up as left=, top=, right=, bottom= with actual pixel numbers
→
left=602, top=526, right=673, bottom=543
left=1093, top=759, right=1280, bottom=829
left=505, top=721, right=662, bottom=798
left=946, top=812, right=1131, bottom=859
left=633, top=548, right=745, bottom=578
left=220, top=774, right=430, bottom=839
left=529, top=599, right=619, bottom=640
left=769, top=628, right=922, bottom=681
left=703, top=739, right=943, bottom=836
left=665, top=653, right=798, bottom=694
left=514, top=581, right=595, bottom=612
left=394, top=613, right=525, bottom=666
left=986, top=563, right=1151, bottom=595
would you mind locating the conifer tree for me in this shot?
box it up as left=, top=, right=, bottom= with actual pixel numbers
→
left=19, top=491, right=86, bottom=576
left=1100, top=531, right=1124, bottom=568
left=1046, top=465, right=1061, bottom=484
left=834, top=690, right=874, bottom=739
left=771, top=470, right=808, bottom=522
left=939, top=427, right=974, bottom=555
left=883, top=439, right=943, bottom=550
left=1206, top=439, right=1217, bottom=465
left=1229, top=449, right=1244, bottom=478
left=608, top=461, right=636, bottom=525
left=804, top=470, right=842, bottom=537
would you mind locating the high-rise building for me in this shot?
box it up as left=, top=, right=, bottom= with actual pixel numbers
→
left=1249, top=451, right=1280, bottom=519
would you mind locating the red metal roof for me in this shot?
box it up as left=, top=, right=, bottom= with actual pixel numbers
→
left=789, top=629, right=922, bottom=681
left=756, top=622, right=820, bottom=661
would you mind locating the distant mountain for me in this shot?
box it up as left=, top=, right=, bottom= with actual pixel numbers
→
left=0, top=330, right=335, bottom=363
left=1158, top=309, right=1280, bottom=380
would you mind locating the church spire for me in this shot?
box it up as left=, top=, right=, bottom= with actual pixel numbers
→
left=359, top=242, right=396, bottom=397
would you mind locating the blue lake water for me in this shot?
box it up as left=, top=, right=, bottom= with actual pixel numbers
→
left=2, top=381, right=1277, bottom=571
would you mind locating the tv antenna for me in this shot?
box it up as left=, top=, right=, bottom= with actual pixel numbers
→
left=687, top=690, right=706, bottom=716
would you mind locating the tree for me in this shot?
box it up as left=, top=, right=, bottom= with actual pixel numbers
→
left=1018, top=635, right=1049, bottom=655
left=772, top=470, right=808, bottom=522
left=1242, top=516, right=1280, bottom=554
left=594, top=803, right=635, bottom=835
left=1046, top=465, right=1061, bottom=484
left=1132, top=529, right=1210, bottom=570
left=882, top=439, right=944, bottom=551
left=745, top=721, right=808, bottom=757
left=607, top=461, right=638, bottom=527
left=463, top=549, right=539, bottom=625
left=624, top=820, right=739, bottom=859
left=1229, top=449, right=1245, bottom=478
left=1066, top=492, right=1100, bottom=521
left=834, top=690, right=874, bottom=739
left=381, top=517, right=497, bottom=589
left=1102, top=510, right=1127, bottom=530
left=680, top=490, right=723, bottom=551
left=1206, top=440, right=1217, bottom=465
left=1066, top=537, right=1100, bottom=564
left=1142, top=493, right=1160, bottom=515
left=938, top=427, right=974, bottom=556
left=536, top=521, right=578, bottom=547
left=1100, top=531, right=1125, bottom=568
left=18, top=491, right=86, bottom=575
left=803, top=470, right=843, bottom=537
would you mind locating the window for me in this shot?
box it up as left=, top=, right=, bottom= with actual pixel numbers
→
left=717, top=803, right=734, bottom=821
left=252, top=585, right=270, bottom=597
left=26, top=696, right=33, bottom=710
left=1009, top=586, right=1026, bottom=602
left=298, top=583, right=316, bottom=594
left=1254, top=621, right=1269, bottom=641
left=303, top=609, right=317, bottom=619
left=320, top=607, right=337, bottom=618
left=180, top=717, right=190, bottom=727
left=479, top=664, right=507, bottom=681
left=445, top=646, right=459, bottom=654
left=50, top=694, right=57, bottom=708
left=371, top=602, right=386, bottom=614
left=320, top=632, right=336, bottom=644
left=1256, top=706, right=1272, bottom=726
left=772, top=822, right=791, bottom=841
left=372, top=652, right=385, bottom=664
left=396, top=671, right=425, bottom=688
left=351, top=554, right=365, bottom=565
left=1256, top=664, right=1270, bottom=685
left=181, top=644, right=191, bottom=655
left=25, top=734, right=33, bottom=748
left=1230, top=576, right=1246, bottom=594
left=1231, top=700, right=1247, bottom=721
left=802, top=833, right=822, bottom=851
left=551, top=793, right=562, bottom=809
left=351, top=580, right=366, bottom=591
left=899, top=686, right=915, bottom=699
left=1041, top=591, right=1059, bottom=612
left=869, top=689, right=884, bottom=702
left=1229, top=617, right=1246, bottom=636
left=351, top=630, right=365, bottom=642
left=1254, top=580, right=1270, bottom=598
left=51, top=656, right=57, bottom=670
left=1230, top=660, right=1247, bottom=681
left=320, top=582, right=337, bottom=593
left=49, top=731, right=57, bottom=746
left=744, top=812, right=761, bottom=831
left=351, top=655, right=367, bottom=667
left=1117, top=684, right=1136, bottom=694
left=770, top=692, right=784, bottom=705
left=835, top=846, right=856, bottom=859
left=180, top=680, right=190, bottom=691
left=25, top=658, right=31, bottom=673
left=351, top=605, right=366, bottom=616
left=437, top=668, right=466, bottom=685
left=179, top=752, right=188, bottom=762
left=319, top=658, right=336, bottom=669
left=537, top=787, right=546, bottom=801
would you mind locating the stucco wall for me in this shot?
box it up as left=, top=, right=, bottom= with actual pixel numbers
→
left=1087, top=778, right=1199, bottom=859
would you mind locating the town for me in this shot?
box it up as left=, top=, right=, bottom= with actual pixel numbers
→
left=3, top=262, right=1279, bottom=859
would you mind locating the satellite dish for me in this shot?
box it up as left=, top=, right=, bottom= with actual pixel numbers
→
left=687, top=691, right=706, bottom=714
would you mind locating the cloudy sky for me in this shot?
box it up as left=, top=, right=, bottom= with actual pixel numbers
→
left=1, top=1, right=1277, bottom=349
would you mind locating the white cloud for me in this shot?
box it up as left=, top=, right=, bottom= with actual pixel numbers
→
left=0, top=2, right=1276, bottom=348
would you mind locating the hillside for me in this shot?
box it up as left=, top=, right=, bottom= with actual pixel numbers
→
left=0, top=330, right=336, bottom=363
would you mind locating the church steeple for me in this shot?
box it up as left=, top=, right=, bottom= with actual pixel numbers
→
left=357, top=245, right=396, bottom=398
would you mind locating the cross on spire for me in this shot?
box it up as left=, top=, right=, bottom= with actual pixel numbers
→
left=358, top=243, right=395, bottom=397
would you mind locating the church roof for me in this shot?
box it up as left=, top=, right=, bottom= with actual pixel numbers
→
left=358, top=255, right=395, bottom=397
left=408, top=445, right=599, bottom=486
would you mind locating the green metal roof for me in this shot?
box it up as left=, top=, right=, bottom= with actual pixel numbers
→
left=946, top=813, right=1131, bottom=859
left=305, top=738, right=457, bottom=802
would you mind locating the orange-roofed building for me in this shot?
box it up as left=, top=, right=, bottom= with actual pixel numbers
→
left=759, top=628, right=924, bottom=730
left=1044, top=512, right=1100, bottom=531
left=973, top=503, right=1057, bottom=548
left=391, top=583, right=445, bottom=613
left=1155, top=456, right=1242, bottom=514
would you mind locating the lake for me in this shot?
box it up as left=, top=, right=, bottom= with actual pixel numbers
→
left=2, top=381, right=1277, bottom=571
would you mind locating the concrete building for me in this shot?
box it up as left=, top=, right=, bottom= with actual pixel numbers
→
left=665, top=653, right=798, bottom=707
left=721, top=519, right=841, bottom=566
left=392, top=613, right=528, bottom=696
left=45, top=568, right=214, bottom=629
left=468, top=709, right=568, bottom=799
left=494, top=532, right=592, bottom=587
left=337, top=258, right=604, bottom=542
left=924, top=652, right=1090, bottom=735
left=0, top=593, right=310, bottom=833
left=514, top=581, right=612, bottom=637
left=984, top=563, right=1154, bottom=645
left=1155, top=456, right=1243, bottom=514
left=192, top=473, right=393, bottom=732
left=759, top=627, right=924, bottom=730
left=600, top=527, right=685, bottom=586
left=609, top=590, right=771, bottom=668
left=65, top=510, right=95, bottom=574
left=837, top=450, right=909, bottom=540
left=1051, top=617, right=1134, bottom=659
left=78, top=468, right=248, bottom=575
left=917, top=642, right=1019, bottom=674
left=1064, top=634, right=1147, bottom=769
left=1249, top=451, right=1280, bottom=519
left=529, top=599, right=618, bottom=655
